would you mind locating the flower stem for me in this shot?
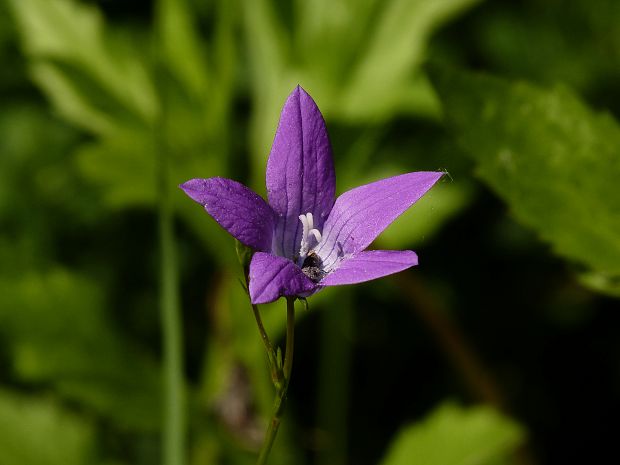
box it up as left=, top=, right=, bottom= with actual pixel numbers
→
left=157, top=130, right=185, bottom=465
left=255, top=297, right=296, bottom=465
left=251, top=302, right=275, bottom=360
left=283, top=297, right=295, bottom=382
left=244, top=272, right=281, bottom=386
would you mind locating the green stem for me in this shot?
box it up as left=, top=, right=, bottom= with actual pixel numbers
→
left=251, top=301, right=275, bottom=359
left=245, top=272, right=280, bottom=386
left=255, top=297, right=296, bottom=465
left=283, top=297, right=295, bottom=382
left=158, top=133, right=185, bottom=465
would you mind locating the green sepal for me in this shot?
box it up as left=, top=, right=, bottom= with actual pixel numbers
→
left=267, top=348, right=282, bottom=388
left=236, top=277, right=248, bottom=294
left=276, top=347, right=283, bottom=371
left=269, top=347, right=284, bottom=390
left=235, top=240, right=253, bottom=270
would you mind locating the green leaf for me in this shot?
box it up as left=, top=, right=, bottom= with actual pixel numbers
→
left=430, top=66, right=620, bottom=287
left=578, top=271, right=620, bottom=298
left=28, top=60, right=143, bottom=136
left=339, top=0, right=482, bottom=121
left=9, top=0, right=159, bottom=135
left=75, top=132, right=157, bottom=208
left=0, top=269, right=162, bottom=431
left=155, top=0, right=210, bottom=101
left=379, top=403, right=524, bottom=465
left=244, top=0, right=482, bottom=187
left=241, top=0, right=296, bottom=183
left=294, top=0, right=381, bottom=87
left=0, top=389, right=95, bottom=465
left=242, top=0, right=288, bottom=93
left=476, top=0, right=620, bottom=94
left=75, top=128, right=234, bottom=263
left=0, top=103, right=81, bottom=218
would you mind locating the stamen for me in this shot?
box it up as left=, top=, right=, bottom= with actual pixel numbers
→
left=309, top=229, right=322, bottom=242
left=299, top=214, right=310, bottom=245
left=297, top=212, right=323, bottom=264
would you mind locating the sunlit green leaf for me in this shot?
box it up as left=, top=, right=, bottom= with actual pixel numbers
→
left=29, top=61, right=142, bottom=136
left=339, top=0, right=482, bottom=121
left=9, top=0, right=159, bottom=135
left=155, top=0, right=209, bottom=101
left=578, top=271, right=620, bottom=298
left=430, top=66, right=620, bottom=288
left=379, top=403, right=524, bottom=465
left=294, top=0, right=380, bottom=90
left=241, top=0, right=295, bottom=185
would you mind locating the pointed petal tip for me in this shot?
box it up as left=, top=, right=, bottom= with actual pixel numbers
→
left=179, top=178, right=275, bottom=251
left=267, top=83, right=335, bottom=257
left=285, top=85, right=300, bottom=102
left=179, top=178, right=207, bottom=204
left=286, top=84, right=316, bottom=108
left=416, top=170, right=445, bottom=185
left=179, top=177, right=233, bottom=205
left=394, top=170, right=446, bottom=197
left=290, top=84, right=306, bottom=96
left=315, top=171, right=443, bottom=263
left=179, top=178, right=199, bottom=190
left=396, top=249, right=419, bottom=266
left=250, top=292, right=280, bottom=305
left=386, top=249, right=416, bottom=260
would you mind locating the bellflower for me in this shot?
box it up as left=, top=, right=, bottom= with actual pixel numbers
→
left=181, top=86, right=443, bottom=304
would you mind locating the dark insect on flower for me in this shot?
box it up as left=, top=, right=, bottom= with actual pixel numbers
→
left=301, top=251, right=325, bottom=283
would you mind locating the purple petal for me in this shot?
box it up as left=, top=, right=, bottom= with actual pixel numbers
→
left=248, top=252, right=317, bottom=304
left=266, top=86, right=336, bottom=259
left=180, top=178, right=274, bottom=251
left=320, top=250, right=418, bottom=286
left=315, top=172, right=443, bottom=269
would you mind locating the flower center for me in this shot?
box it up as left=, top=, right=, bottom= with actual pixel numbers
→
left=298, top=212, right=322, bottom=262
left=297, top=213, right=325, bottom=282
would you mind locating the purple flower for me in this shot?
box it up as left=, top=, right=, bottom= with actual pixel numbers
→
left=181, top=86, right=443, bottom=304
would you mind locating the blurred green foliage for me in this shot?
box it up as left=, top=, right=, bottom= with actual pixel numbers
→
left=379, top=403, right=524, bottom=465
left=0, top=268, right=162, bottom=430
left=1, top=0, right=619, bottom=464
left=0, top=390, right=96, bottom=465
left=430, top=66, right=620, bottom=295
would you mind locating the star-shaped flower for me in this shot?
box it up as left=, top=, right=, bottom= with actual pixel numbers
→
left=181, top=86, right=443, bottom=304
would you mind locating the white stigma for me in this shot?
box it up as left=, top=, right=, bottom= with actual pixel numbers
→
left=298, top=212, right=322, bottom=262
